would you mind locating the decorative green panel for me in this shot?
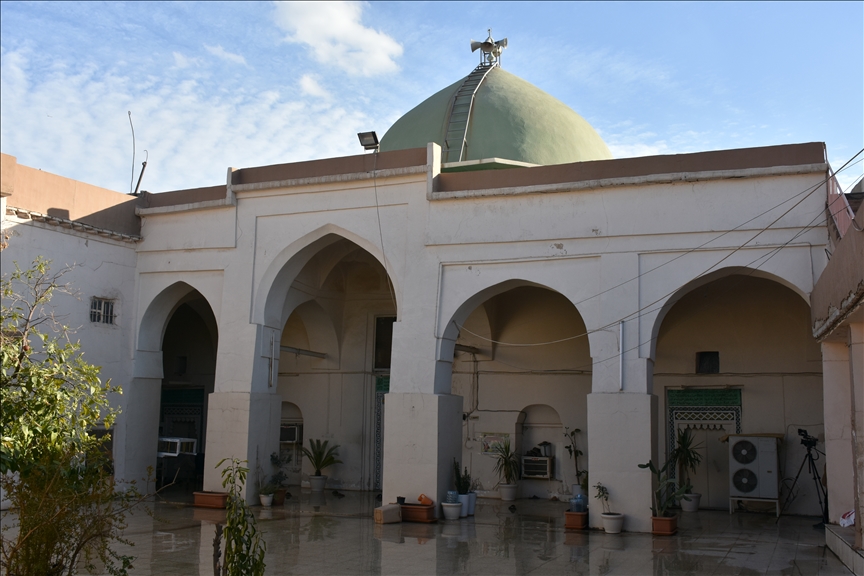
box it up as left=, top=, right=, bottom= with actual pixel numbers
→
left=375, top=376, right=390, bottom=393
left=667, top=388, right=741, bottom=407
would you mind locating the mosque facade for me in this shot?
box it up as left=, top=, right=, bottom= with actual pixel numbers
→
left=1, top=54, right=861, bottom=537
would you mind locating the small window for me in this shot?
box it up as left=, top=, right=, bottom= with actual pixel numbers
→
left=90, top=298, right=116, bottom=324
left=175, top=356, right=188, bottom=377
left=374, top=316, right=396, bottom=371
left=696, top=351, right=720, bottom=374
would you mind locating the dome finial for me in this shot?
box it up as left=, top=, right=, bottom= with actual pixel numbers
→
left=470, top=29, right=508, bottom=66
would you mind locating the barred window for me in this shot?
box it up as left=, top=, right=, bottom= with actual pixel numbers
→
left=90, top=298, right=116, bottom=324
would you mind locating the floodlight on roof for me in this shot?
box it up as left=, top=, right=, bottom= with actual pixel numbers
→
left=357, top=131, right=379, bottom=151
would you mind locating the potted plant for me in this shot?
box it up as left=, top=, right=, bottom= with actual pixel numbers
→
left=672, top=428, right=703, bottom=512
left=490, top=438, right=521, bottom=501
left=301, top=439, right=342, bottom=492
left=594, top=482, right=623, bottom=533
left=453, top=460, right=471, bottom=517
left=564, top=426, right=587, bottom=496
left=257, top=482, right=276, bottom=507
left=269, top=451, right=292, bottom=505
left=638, top=458, right=691, bottom=535
left=255, top=455, right=277, bottom=506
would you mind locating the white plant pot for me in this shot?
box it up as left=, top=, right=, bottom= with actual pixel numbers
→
left=601, top=513, right=624, bottom=534
left=309, top=475, right=327, bottom=492
left=259, top=494, right=273, bottom=507
left=499, top=483, right=518, bottom=501
left=457, top=494, right=470, bottom=517
left=680, top=492, right=701, bottom=512
left=467, top=491, right=477, bottom=515
left=442, top=502, right=462, bottom=520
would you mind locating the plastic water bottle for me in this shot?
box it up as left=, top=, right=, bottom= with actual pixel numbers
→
left=572, top=493, right=586, bottom=512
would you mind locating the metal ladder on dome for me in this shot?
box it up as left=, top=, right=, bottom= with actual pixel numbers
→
left=442, top=63, right=497, bottom=164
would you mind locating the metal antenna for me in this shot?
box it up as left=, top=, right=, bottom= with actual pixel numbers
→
left=128, top=111, right=136, bottom=195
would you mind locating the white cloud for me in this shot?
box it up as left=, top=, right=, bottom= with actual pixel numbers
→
left=204, top=44, right=248, bottom=66
left=0, top=49, right=375, bottom=194
left=172, top=52, right=201, bottom=69
left=299, top=74, right=330, bottom=99
left=273, top=1, right=402, bottom=76
left=607, top=142, right=669, bottom=159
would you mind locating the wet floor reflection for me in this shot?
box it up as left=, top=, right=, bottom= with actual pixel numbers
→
left=60, top=490, right=853, bottom=575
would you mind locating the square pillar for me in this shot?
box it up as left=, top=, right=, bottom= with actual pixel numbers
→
left=587, top=392, right=657, bottom=533
left=821, top=338, right=855, bottom=523
left=202, top=391, right=281, bottom=502
left=382, top=392, right=463, bottom=513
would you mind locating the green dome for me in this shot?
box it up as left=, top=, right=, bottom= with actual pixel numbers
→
left=379, top=67, right=612, bottom=165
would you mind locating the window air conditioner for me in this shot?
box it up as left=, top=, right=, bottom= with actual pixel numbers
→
left=280, top=424, right=300, bottom=444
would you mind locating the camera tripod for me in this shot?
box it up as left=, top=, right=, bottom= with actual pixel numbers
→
left=778, top=441, right=828, bottom=526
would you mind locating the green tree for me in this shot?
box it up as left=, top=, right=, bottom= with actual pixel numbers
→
left=1, top=257, right=139, bottom=575
left=213, top=458, right=266, bottom=576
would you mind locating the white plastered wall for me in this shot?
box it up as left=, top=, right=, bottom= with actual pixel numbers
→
left=1, top=214, right=138, bottom=479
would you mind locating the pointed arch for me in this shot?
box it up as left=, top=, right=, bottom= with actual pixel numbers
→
left=254, top=224, right=400, bottom=328
left=137, top=280, right=220, bottom=354
left=647, top=266, right=810, bottom=360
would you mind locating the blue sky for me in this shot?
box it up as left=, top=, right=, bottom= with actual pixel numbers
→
left=2, top=1, right=862, bottom=194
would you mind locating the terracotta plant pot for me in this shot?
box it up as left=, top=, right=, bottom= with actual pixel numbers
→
left=193, top=491, right=229, bottom=509
left=442, top=502, right=462, bottom=520
left=564, top=511, right=588, bottom=530
left=499, top=483, right=518, bottom=501
left=308, top=475, right=327, bottom=492
left=601, top=512, right=624, bottom=534
left=401, top=503, right=437, bottom=523
left=680, top=492, right=701, bottom=512
left=272, top=488, right=287, bottom=506
left=651, top=515, right=678, bottom=535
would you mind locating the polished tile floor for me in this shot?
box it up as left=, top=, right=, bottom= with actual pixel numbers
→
left=92, top=490, right=851, bottom=575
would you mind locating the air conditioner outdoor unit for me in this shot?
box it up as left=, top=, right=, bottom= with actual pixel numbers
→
left=729, top=436, right=778, bottom=499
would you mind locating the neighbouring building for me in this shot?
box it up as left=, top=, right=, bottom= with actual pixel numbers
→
left=1, top=52, right=861, bottom=545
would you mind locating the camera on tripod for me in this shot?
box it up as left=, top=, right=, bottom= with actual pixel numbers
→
left=798, top=428, right=818, bottom=448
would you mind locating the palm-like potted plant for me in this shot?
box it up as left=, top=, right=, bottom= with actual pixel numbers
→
left=594, top=482, right=623, bottom=533
left=301, top=439, right=342, bottom=492
left=638, top=457, right=691, bottom=535
left=490, top=438, right=521, bottom=501
left=672, top=428, right=703, bottom=512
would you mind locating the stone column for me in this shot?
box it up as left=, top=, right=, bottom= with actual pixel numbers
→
left=848, top=322, right=864, bottom=550
left=821, top=335, right=854, bottom=523
left=586, top=252, right=658, bottom=533
left=202, top=323, right=282, bottom=502
left=380, top=145, right=464, bottom=512
left=118, top=349, right=163, bottom=486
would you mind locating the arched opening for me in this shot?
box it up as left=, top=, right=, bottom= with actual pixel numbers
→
left=449, top=285, right=591, bottom=498
left=654, top=274, right=822, bottom=514
left=156, top=290, right=218, bottom=497
left=273, top=235, right=396, bottom=491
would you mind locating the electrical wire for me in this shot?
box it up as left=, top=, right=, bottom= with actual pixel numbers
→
left=452, top=150, right=863, bottom=349
left=453, top=195, right=863, bottom=374
left=370, top=150, right=398, bottom=314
